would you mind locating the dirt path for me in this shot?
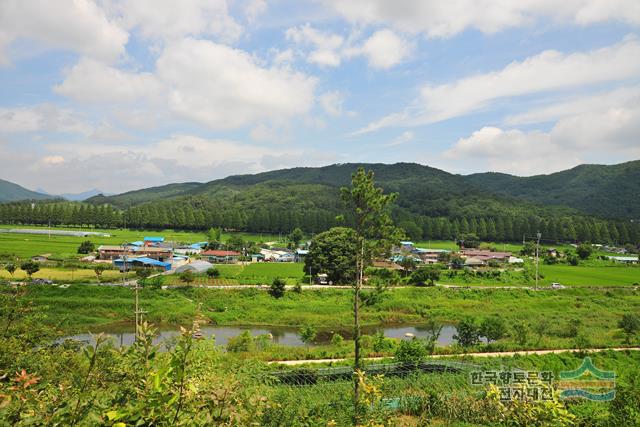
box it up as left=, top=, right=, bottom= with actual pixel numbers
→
left=271, top=346, right=640, bottom=365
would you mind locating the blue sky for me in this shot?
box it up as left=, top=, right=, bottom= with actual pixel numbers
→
left=1, top=0, right=639, bottom=194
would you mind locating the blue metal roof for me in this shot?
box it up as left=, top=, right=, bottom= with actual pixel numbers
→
left=144, top=237, right=165, bottom=242
left=114, top=257, right=171, bottom=270
left=190, top=242, right=208, bottom=249
left=129, top=241, right=144, bottom=246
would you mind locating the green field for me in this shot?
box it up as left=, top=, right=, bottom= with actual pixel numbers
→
left=539, top=264, right=639, bottom=286
left=0, top=267, right=130, bottom=282
left=0, top=225, right=281, bottom=259
left=24, top=284, right=640, bottom=351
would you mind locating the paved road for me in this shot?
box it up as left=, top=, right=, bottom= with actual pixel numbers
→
left=271, top=346, right=640, bottom=365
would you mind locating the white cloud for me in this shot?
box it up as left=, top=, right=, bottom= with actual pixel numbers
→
left=113, top=0, right=242, bottom=43
left=286, top=24, right=344, bottom=67
left=7, top=134, right=333, bottom=193
left=0, top=0, right=127, bottom=64
left=244, top=0, right=267, bottom=24
left=54, top=58, right=163, bottom=104
left=157, top=38, right=317, bottom=130
left=345, top=29, right=412, bottom=69
left=356, top=37, right=640, bottom=133
left=386, top=131, right=414, bottom=146
left=320, top=91, right=344, bottom=116
left=0, top=104, right=93, bottom=135
left=505, top=86, right=640, bottom=125
left=444, top=95, right=640, bottom=175
left=286, top=25, right=410, bottom=69
left=324, top=0, right=640, bottom=38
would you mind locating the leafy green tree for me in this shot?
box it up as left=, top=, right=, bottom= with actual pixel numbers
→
left=457, top=233, right=480, bottom=248
left=331, top=333, right=344, bottom=345
left=576, top=243, right=593, bottom=259
left=453, top=317, right=480, bottom=349
left=226, top=235, right=244, bottom=253
left=398, top=256, right=417, bottom=276
left=304, top=227, right=358, bottom=284
left=77, top=240, right=95, bottom=254
left=288, top=227, right=304, bottom=247
left=134, top=268, right=152, bottom=280
left=399, top=220, right=422, bottom=241
left=533, top=318, right=549, bottom=345
left=93, top=264, right=109, bottom=282
left=206, top=267, right=220, bottom=278
left=480, top=316, right=507, bottom=343
left=340, top=167, right=402, bottom=415
left=410, top=265, right=441, bottom=286
left=520, top=241, right=536, bottom=256
left=618, top=314, right=640, bottom=344
left=4, top=263, right=16, bottom=278
left=269, top=278, right=286, bottom=299
left=511, top=321, right=530, bottom=346
left=298, top=325, right=317, bottom=348
left=20, top=262, right=40, bottom=279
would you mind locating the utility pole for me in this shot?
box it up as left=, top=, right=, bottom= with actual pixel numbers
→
left=535, top=232, right=541, bottom=290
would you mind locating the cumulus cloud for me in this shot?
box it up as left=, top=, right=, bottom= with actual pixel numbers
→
left=286, top=25, right=410, bottom=69
left=286, top=24, right=345, bottom=67
left=0, top=134, right=334, bottom=193
left=54, top=58, right=163, bottom=104
left=113, top=0, right=242, bottom=43
left=0, top=104, right=93, bottom=135
left=244, top=0, right=267, bottom=24
left=345, top=29, right=412, bottom=69
left=324, top=0, right=640, bottom=38
left=319, top=91, right=345, bottom=116
left=0, top=0, right=127, bottom=64
left=356, top=37, right=640, bottom=134
left=157, top=38, right=317, bottom=130
left=444, top=94, right=640, bottom=175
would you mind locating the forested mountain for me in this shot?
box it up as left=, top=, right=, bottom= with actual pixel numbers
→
left=0, top=179, right=50, bottom=203
left=468, top=160, right=640, bottom=219
left=2, top=162, right=639, bottom=244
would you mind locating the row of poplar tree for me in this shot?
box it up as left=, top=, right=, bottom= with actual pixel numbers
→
left=0, top=201, right=638, bottom=245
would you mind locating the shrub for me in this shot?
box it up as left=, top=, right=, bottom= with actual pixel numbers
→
left=269, top=278, right=286, bottom=299
left=576, top=243, right=593, bottom=260
left=618, top=313, right=640, bottom=344
left=395, top=338, right=427, bottom=364
left=206, top=267, right=220, bottom=278
left=372, top=331, right=396, bottom=353
left=77, top=240, right=95, bottom=254
left=480, top=316, right=507, bottom=343
left=511, top=321, right=530, bottom=346
left=298, top=325, right=316, bottom=348
left=454, top=317, right=480, bottom=348
left=331, top=333, right=344, bottom=345
left=179, top=270, right=194, bottom=283
left=227, top=331, right=254, bottom=352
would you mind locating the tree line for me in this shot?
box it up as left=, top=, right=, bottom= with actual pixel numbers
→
left=0, top=200, right=638, bottom=245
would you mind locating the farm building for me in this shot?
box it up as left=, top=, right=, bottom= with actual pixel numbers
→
left=175, top=260, right=213, bottom=274
left=201, top=249, right=240, bottom=263
left=607, top=256, right=639, bottom=264
left=113, top=257, right=172, bottom=271
left=98, top=245, right=173, bottom=262
left=143, top=236, right=165, bottom=246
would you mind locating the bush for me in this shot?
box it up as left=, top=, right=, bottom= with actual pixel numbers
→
left=410, top=266, right=440, bottom=286
left=77, top=240, right=95, bottom=254
left=511, top=321, right=530, bottom=346
left=331, top=333, right=344, bottom=345
left=480, top=316, right=507, bottom=343
left=179, top=270, right=194, bottom=283
left=395, top=338, right=427, bottom=363
left=576, top=243, right=593, bottom=260
left=227, top=331, right=254, bottom=352
left=206, top=267, right=220, bottom=278
left=372, top=331, right=396, bottom=353
left=269, top=278, right=286, bottom=299
left=454, top=317, right=480, bottom=348
left=618, top=313, right=640, bottom=344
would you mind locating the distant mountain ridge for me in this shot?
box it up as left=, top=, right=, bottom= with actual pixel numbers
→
left=468, top=160, right=640, bottom=219
left=86, top=160, right=640, bottom=220
left=0, top=179, right=51, bottom=203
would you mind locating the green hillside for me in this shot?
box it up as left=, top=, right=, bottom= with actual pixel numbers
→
left=0, top=178, right=51, bottom=203
left=468, top=160, right=640, bottom=219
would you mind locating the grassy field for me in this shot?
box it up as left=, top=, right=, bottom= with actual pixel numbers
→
left=540, top=264, right=639, bottom=286
left=0, top=267, right=131, bottom=282
left=166, top=262, right=307, bottom=286
left=0, top=225, right=281, bottom=259
left=22, top=284, right=640, bottom=350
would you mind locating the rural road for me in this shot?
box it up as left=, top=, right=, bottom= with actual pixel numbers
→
left=270, top=346, right=640, bottom=365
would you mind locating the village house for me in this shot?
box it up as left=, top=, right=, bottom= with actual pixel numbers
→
left=98, top=245, right=173, bottom=262
left=201, top=249, right=241, bottom=263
